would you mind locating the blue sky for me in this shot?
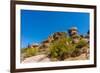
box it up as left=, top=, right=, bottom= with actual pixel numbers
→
left=21, top=10, right=90, bottom=48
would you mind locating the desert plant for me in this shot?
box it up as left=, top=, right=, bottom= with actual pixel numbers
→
left=71, top=39, right=88, bottom=57
left=21, top=48, right=27, bottom=53
left=49, top=36, right=76, bottom=61
left=22, top=47, right=38, bottom=58
left=75, top=39, right=87, bottom=48
left=71, top=48, right=81, bottom=57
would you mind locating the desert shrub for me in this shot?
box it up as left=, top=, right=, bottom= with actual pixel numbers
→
left=71, top=39, right=88, bottom=57
left=22, top=48, right=38, bottom=58
left=21, top=48, right=27, bottom=53
left=50, top=36, right=87, bottom=58
left=49, top=37, right=75, bottom=60
left=75, top=39, right=87, bottom=48
left=71, top=48, right=81, bottom=57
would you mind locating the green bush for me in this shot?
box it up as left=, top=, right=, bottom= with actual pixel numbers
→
left=76, top=39, right=87, bottom=48
left=22, top=48, right=38, bottom=58
left=21, top=48, right=27, bottom=53
left=49, top=37, right=75, bottom=60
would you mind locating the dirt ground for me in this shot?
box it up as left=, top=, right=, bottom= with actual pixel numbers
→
left=22, top=53, right=89, bottom=63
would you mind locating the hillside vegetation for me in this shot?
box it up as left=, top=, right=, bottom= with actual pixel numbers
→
left=21, top=27, right=89, bottom=62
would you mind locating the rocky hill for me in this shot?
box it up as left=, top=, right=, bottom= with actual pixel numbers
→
left=21, top=27, right=89, bottom=62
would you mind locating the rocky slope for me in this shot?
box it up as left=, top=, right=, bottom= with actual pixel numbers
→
left=21, top=27, right=89, bottom=63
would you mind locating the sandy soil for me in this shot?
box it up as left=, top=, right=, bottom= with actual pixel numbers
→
left=22, top=54, right=50, bottom=63
left=22, top=53, right=89, bottom=63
